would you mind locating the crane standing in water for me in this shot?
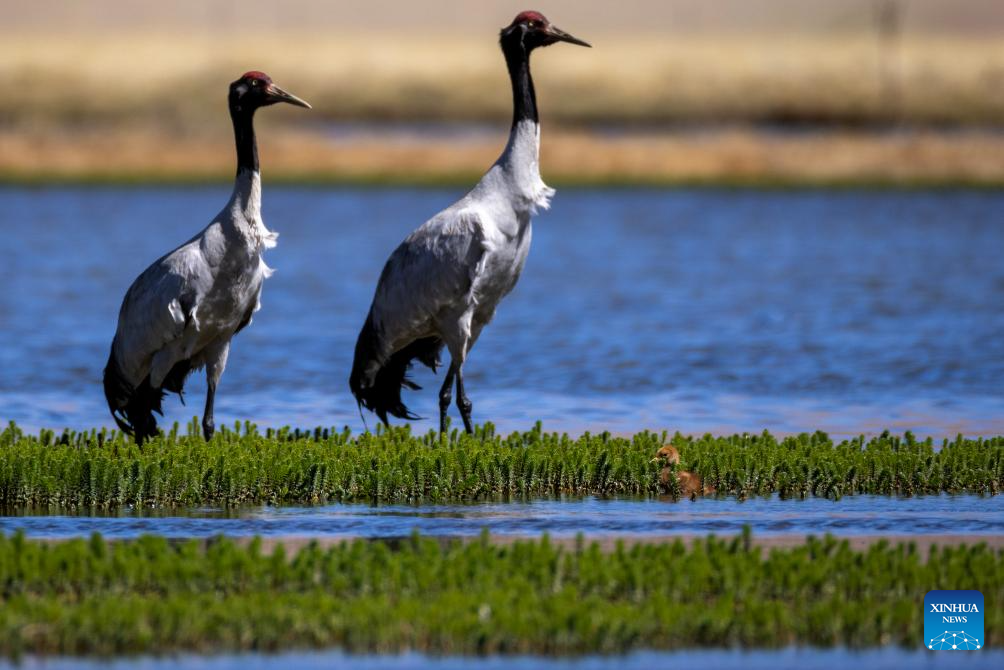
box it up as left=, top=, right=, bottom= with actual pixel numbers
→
left=350, top=11, right=590, bottom=433
left=103, top=72, right=310, bottom=444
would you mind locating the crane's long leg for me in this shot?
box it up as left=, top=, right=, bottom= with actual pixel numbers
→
left=455, top=367, right=474, bottom=434
left=203, top=380, right=217, bottom=440
left=438, top=362, right=458, bottom=434
left=202, top=341, right=230, bottom=441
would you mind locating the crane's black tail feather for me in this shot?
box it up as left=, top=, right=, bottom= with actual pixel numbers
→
left=103, top=345, right=191, bottom=445
left=349, top=315, right=442, bottom=425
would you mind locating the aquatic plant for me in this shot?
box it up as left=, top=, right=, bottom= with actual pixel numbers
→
left=0, top=422, right=1000, bottom=507
left=0, top=530, right=999, bottom=655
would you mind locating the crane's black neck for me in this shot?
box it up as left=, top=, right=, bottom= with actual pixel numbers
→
left=230, top=106, right=259, bottom=175
left=502, top=37, right=538, bottom=127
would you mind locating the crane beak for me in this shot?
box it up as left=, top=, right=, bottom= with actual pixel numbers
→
left=546, top=25, right=591, bottom=48
left=266, top=84, right=312, bottom=109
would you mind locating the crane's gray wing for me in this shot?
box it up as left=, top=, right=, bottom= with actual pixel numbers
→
left=369, top=210, right=487, bottom=352
left=112, top=244, right=208, bottom=387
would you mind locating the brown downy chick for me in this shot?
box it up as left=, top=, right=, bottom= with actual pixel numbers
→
left=652, top=444, right=715, bottom=499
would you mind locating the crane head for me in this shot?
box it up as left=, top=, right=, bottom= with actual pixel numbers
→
left=229, top=71, right=312, bottom=114
left=501, top=11, right=591, bottom=51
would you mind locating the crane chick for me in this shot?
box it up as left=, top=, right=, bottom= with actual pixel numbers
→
left=103, top=72, right=310, bottom=444
left=653, top=444, right=715, bottom=499
left=350, top=11, right=590, bottom=433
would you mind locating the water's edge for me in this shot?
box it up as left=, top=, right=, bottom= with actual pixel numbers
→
left=3, top=494, right=1001, bottom=540
left=3, top=648, right=1000, bottom=670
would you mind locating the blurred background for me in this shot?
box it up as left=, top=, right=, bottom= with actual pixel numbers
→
left=1, top=1, right=1003, bottom=438
left=2, top=0, right=1004, bottom=185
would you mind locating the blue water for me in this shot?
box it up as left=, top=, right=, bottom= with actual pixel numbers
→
left=2, top=187, right=1003, bottom=436
left=4, top=648, right=1001, bottom=670
left=3, top=494, right=1000, bottom=540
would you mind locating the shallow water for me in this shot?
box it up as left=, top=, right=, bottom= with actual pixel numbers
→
left=2, top=187, right=1003, bottom=437
left=4, top=648, right=1001, bottom=670
left=3, top=494, right=1000, bottom=540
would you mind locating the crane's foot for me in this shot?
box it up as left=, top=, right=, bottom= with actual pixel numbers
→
left=455, top=369, right=474, bottom=434
left=457, top=397, right=474, bottom=434
left=439, top=389, right=452, bottom=434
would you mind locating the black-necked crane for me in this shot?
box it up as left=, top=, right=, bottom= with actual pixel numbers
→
left=103, top=71, right=310, bottom=444
left=349, top=11, right=590, bottom=433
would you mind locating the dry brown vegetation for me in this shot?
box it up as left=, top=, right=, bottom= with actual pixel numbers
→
left=3, top=34, right=1004, bottom=127
left=1, top=30, right=1003, bottom=184
left=3, top=125, right=1003, bottom=187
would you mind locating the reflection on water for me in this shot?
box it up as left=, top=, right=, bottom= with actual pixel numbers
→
left=3, top=494, right=1001, bottom=540
left=3, top=648, right=1002, bottom=670
left=2, top=187, right=1003, bottom=437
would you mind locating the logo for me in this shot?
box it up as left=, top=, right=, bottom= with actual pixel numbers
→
left=925, top=590, right=984, bottom=650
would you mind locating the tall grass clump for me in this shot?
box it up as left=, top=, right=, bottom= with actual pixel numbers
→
left=0, top=531, right=1000, bottom=655
left=0, top=422, right=1000, bottom=508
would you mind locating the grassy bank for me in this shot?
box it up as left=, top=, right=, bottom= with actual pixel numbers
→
left=0, top=423, right=1000, bottom=507
left=0, top=531, right=1000, bottom=655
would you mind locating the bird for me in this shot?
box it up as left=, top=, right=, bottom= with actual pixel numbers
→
left=103, top=71, right=310, bottom=444
left=652, top=444, right=715, bottom=499
left=349, top=11, right=590, bottom=433
left=654, top=444, right=681, bottom=466
left=675, top=470, right=715, bottom=499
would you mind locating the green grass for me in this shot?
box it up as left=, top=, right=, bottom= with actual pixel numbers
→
left=0, top=422, right=1000, bottom=507
left=0, top=530, right=1000, bottom=656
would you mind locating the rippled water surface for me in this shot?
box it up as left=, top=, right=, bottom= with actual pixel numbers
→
left=3, top=494, right=1000, bottom=540
left=4, top=648, right=1001, bottom=670
left=2, top=187, right=1003, bottom=436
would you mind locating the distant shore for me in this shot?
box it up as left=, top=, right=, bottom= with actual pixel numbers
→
left=3, top=126, right=1004, bottom=188
left=4, top=29, right=1003, bottom=188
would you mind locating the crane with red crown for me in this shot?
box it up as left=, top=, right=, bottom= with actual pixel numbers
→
left=103, top=71, right=310, bottom=444
left=349, top=11, right=590, bottom=433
